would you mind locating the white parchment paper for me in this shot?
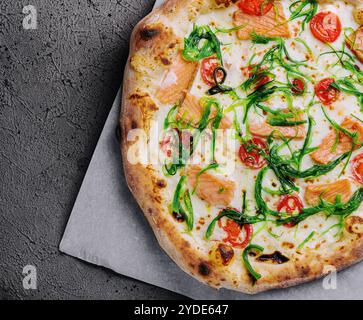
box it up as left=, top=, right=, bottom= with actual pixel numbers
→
left=60, top=0, right=363, bottom=300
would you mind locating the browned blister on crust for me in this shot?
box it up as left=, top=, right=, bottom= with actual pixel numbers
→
left=346, top=216, right=363, bottom=235
left=124, top=92, right=159, bottom=134
left=354, top=5, right=363, bottom=25
left=134, top=22, right=180, bottom=63
left=120, top=0, right=363, bottom=294
left=209, top=243, right=235, bottom=267
left=214, top=0, right=238, bottom=8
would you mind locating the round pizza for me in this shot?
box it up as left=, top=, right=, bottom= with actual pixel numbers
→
left=120, top=0, right=363, bottom=294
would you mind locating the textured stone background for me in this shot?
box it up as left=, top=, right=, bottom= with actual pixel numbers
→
left=0, top=0, right=184, bottom=299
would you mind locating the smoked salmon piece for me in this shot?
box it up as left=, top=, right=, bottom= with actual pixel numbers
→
left=233, top=2, right=291, bottom=40
left=187, top=165, right=235, bottom=206
left=305, top=179, right=352, bottom=206
left=249, top=112, right=306, bottom=139
left=249, top=121, right=306, bottom=139
left=311, top=118, right=363, bottom=165
left=155, top=53, right=198, bottom=105
left=177, top=93, right=231, bottom=129
left=346, top=26, right=363, bottom=63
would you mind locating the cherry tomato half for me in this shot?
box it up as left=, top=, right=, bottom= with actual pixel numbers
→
left=277, top=195, right=304, bottom=228
left=239, top=137, right=269, bottom=169
left=161, top=129, right=179, bottom=158
left=161, top=135, right=172, bottom=158
left=218, top=219, right=253, bottom=249
left=237, top=0, right=273, bottom=16
left=201, top=56, right=223, bottom=87
left=351, top=153, right=363, bottom=184
left=243, top=65, right=270, bottom=88
left=310, top=12, right=342, bottom=43
left=160, top=129, right=192, bottom=158
left=315, top=78, right=340, bottom=105
left=291, top=78, right=305, bottom=95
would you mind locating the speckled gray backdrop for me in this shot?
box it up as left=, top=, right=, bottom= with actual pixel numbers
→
left=0, top=0, right=184, bottom=300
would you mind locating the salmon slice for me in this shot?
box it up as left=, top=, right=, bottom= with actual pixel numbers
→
left=233, top=2, right=291, bottom=40
left=249, top=112, right=306, bottom=139
left=305, top=179, right=352, bottom=206
left=347, top=26, right=363, bottom=54
left=177, top=93, right=231, bottom=129
left=311, top=118, right=363, bottom=165
left=249, top=121, right=306, bottom=139
left=187, top=165, right=235, bottom=206
left=346, top=26, right=363, bottom=63
left=155, top=53, right=198, bottom=105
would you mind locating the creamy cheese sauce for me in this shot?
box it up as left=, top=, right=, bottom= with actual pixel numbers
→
left=149, top=0, right=363, bottom=261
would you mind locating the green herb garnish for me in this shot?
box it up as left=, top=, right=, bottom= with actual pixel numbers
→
left=289, top=0, right=318, bottom=32
left=297, top=231, right=315, bottom=250
left=215, top=24, right=247, bottom=34
left=172, top=176, right=194, bottom=231
left=163, top=97, right=224, bottom=176
left=255, top=166, right=363, bottom=226
left=330, top=78, right=363, bottom=111
left=205, top=193, right=264, bottom=239
left=243, top=245, right=264, bottom=281
left=267, top=118, right=307, bottom=127
left=183, top=24, right=222, bottom=62
left=320, top=43, right=363, bottom=83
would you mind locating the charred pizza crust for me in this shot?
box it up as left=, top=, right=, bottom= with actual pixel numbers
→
left=120, top=0, right=363, bottom=294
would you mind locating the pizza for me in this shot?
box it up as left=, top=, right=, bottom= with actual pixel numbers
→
left=120, top=0, right=363, bottom=294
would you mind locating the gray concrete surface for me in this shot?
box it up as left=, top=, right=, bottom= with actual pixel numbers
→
left=0, top=0, right=184, bottom=300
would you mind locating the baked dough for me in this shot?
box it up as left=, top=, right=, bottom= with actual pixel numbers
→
left=120, top=0, right=363, bottom=294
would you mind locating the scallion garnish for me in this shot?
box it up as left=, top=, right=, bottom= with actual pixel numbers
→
left=289, top=0, right=318, bottom=32
left=215, top=24, right=247, bottom=34
left=330, top=78, right=363, bottom=111
left=172, top=176, right=194, bottom=231
left=297, top=231, right=315, bottom=250
left=183, top=24, right=222, bottom=63
left=243, top=245, right=264, bottom=281
left=205, top=193, right=264, bottom=239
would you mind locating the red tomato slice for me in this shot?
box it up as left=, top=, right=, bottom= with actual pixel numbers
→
left=315, top=78, right=340, bottom=105
left=239, top=137, right=268, bottom=169
left=291, top=78, right=305, bottom=95
left=243, top=65, right=270, bottom=88
left=161, top=135, right=172, bottom=158
left=310, top=12, right=342, bottom=43
left=161, top=129, right=178, bottom=158
left=201, top=56, right=223, bottom=87
left=160, top=129, right=192, bottom=157
left=277, top=195, right=304, bottom=228
left=218, top=219, right=253, bottom=249
left=351, top=153, right=363, bottom=184
left=237, top=0, right=273, bottom=16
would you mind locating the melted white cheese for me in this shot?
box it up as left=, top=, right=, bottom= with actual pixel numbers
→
left=149, top=0, right=363, bottom=258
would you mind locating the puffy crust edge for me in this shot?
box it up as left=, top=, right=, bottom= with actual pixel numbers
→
left=120, top=0, right=245, bottom=293
left=120, top=0, right=363, bottom=294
